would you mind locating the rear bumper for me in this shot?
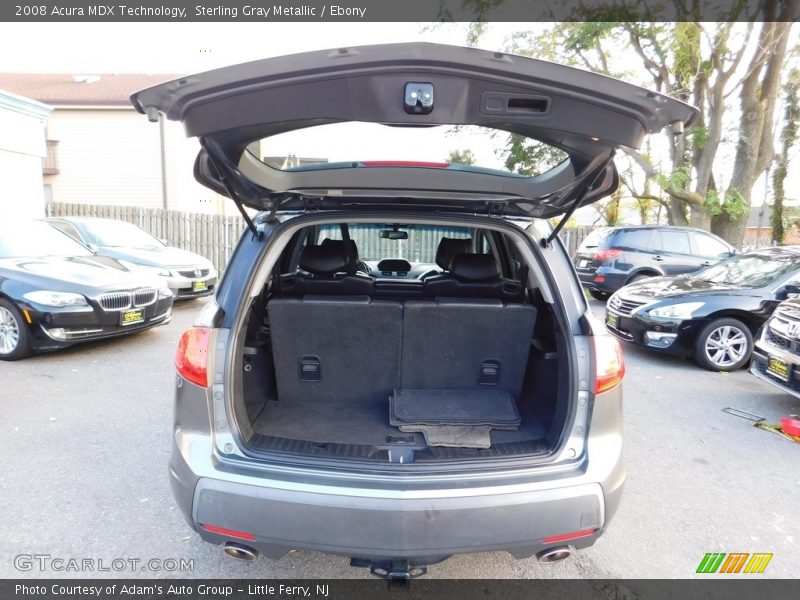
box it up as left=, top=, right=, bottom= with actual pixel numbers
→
left=177, top=468, right=605, bottom=560
left=576, top=268, right=628, bottom=294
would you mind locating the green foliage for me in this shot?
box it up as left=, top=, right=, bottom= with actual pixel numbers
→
left=703, top=189, right=722, bottom=217
left=657, top=165, right=691, bottom=192
left=502, top=134, right=567, bottom=176
left=719, top=189, right=748, bottom=221
left=447, top=149, right=476, bottom=166
left=687, top=126, right=709, bottom=151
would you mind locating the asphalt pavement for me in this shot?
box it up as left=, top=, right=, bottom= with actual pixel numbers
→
left=1, top=297, right=798, bottom=579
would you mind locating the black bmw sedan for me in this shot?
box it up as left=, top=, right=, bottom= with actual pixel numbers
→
left=0, top=219, right=174, bottom=360
left=604, top=246, right=800, bottom=371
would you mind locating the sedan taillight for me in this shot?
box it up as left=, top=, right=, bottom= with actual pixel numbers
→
left=175, top=327, right=210, bottom=387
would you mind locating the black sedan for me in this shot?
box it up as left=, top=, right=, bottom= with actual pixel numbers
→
left=0, top=220, right=174, bottom=360
left=604, top=247, right=800, bottom=371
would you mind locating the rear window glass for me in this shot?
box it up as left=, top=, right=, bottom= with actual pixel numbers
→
left=318, top=224, right=471, bottom=263
left=577, top=228, right=613, bottom=251
left=249, top=123, right=567, bottom=177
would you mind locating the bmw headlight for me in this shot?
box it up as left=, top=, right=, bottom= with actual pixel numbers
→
left=23, top=290, right=88, bottom=308
left=649, top=302, right=705, bottom=319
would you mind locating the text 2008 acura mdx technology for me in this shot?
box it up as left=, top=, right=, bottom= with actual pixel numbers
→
left=132, top=43, right=697, bottom=579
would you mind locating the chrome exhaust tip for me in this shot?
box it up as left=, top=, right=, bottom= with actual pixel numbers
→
left=536, top=546, right=573, bottom=563
left=224, top=542, right=259, bottom=561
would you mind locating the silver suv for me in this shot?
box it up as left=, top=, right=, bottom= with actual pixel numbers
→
left=132, top=43, right=696, bottom=579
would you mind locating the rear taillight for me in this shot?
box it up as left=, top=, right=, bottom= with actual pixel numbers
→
left=593, top=334, right=625, bottom=394
left=592, top=248, right=622, bottom=262
left=175, top=327, right=210, bottom=387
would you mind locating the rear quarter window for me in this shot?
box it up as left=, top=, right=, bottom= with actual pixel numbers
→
left=617, top=229, right=655, bottom=250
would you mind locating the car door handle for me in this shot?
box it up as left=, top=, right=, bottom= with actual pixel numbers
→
left=653, top=255, right=664, bottom=262
left=700, top=261, right=712, bottom=267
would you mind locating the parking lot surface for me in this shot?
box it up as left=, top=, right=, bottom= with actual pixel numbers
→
left=1, top=298, right=798, bottom=578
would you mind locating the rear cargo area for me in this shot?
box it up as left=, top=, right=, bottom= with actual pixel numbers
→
left=236, top=292, right=568, bottom=463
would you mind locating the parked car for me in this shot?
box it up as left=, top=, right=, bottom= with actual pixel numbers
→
left=605, top=247, right=800, bottom=371
left=44, top=217, right=218, bottom=299
left=575, top=225, right=735, bottom=300
left=0, top=219, right=174, bottom=360
left=131, top=43, right=697, bottom=578
left=749, top=289, right=800, bottom=399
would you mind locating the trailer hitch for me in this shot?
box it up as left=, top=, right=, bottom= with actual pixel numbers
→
left=350, top=558, right=427, bottom=589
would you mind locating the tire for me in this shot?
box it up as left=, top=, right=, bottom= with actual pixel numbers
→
left=0, top=298, right=32, bottom=361
left=693, top=317, right=753, bottom=372
left=589, top=290, right=610, bottom=301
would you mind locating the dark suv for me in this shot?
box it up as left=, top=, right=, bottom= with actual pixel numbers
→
left=574, top=226, right=735, bottom=300
left=132, top=43, right=696, bottom=579
left=750, top=288, right=800, bottom=398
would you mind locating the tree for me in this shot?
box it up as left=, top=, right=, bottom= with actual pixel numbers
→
left=712, top=4, right=796, bottom=244
left=447, top=149, right=476, bottom=165
left=772, top=68, right=800, bottom=244
left=469, top=13, right=798, bottom=246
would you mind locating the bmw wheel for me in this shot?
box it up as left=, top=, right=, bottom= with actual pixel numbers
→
left=0, top=299, right=32, bottom=361
left=693, top=318, right=753, bottom=372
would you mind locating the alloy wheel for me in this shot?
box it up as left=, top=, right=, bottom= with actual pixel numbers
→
left=0, top=306, right=20, bottom=355
left=703, top=325, right=747, bottom=368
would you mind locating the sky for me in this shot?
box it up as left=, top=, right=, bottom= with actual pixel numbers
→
left=0, top=22, right=533, bottom=73
left=0, top=21, right=794, bottom=224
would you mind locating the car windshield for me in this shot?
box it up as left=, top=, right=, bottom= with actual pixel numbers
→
left=318, top=224, right=472, bottom=263
left=0, top=221, right=93, bottom=258
left=79, top=220, right=162, bottom=248
left=692, top=251, right=800, bottom=288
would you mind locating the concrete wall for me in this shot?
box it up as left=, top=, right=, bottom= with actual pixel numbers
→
left=0, top=91, right=51, bottom=218
left=44, top=108, right=230, bottom=214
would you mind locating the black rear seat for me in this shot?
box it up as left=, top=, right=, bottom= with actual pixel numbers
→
left=268, top=296, right=402, bottom=404
left=423, top=252, right=523, bottom=301
left=280, top=240, right=373, bottom=297
left=400, top=298, right=536, bottom=398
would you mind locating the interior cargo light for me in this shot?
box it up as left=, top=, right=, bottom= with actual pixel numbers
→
left=175, top=327, right=210, bottom=387
left=593, top=334, right=625, bottom=394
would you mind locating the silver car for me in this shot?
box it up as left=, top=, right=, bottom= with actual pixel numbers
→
left=132, top=43, right=697, bottom=580
left=45, top=217, right=218, bottom=299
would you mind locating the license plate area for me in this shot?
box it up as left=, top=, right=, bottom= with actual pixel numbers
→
left=193, top=280, right=208, bottom=292
left=578, top=259, right=590, bottom=268
left=766, top=357, right=791, bottom=382
left=120, top=309, right=144, bottom=326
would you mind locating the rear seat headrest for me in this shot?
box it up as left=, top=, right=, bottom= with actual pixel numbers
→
left=321, top=238, right=359, bottom=272
left=449, top=253, right=501, bottom=282
left=298, top=244, right=350, bottom=274
left=435, top=237, right=472, bottom=270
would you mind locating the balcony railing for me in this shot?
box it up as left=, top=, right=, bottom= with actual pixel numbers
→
left=42, top=139, right=59, bottom=175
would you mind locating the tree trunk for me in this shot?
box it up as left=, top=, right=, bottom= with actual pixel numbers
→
left=711, top=8, right=795, bottom=246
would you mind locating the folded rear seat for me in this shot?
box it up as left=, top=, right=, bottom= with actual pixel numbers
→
left=400, top=298, right=536, bottom=398
left=268, top=296, right=402, bottom=404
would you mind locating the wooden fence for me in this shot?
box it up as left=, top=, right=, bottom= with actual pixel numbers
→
left=46, top=201, right=597, bottom=271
